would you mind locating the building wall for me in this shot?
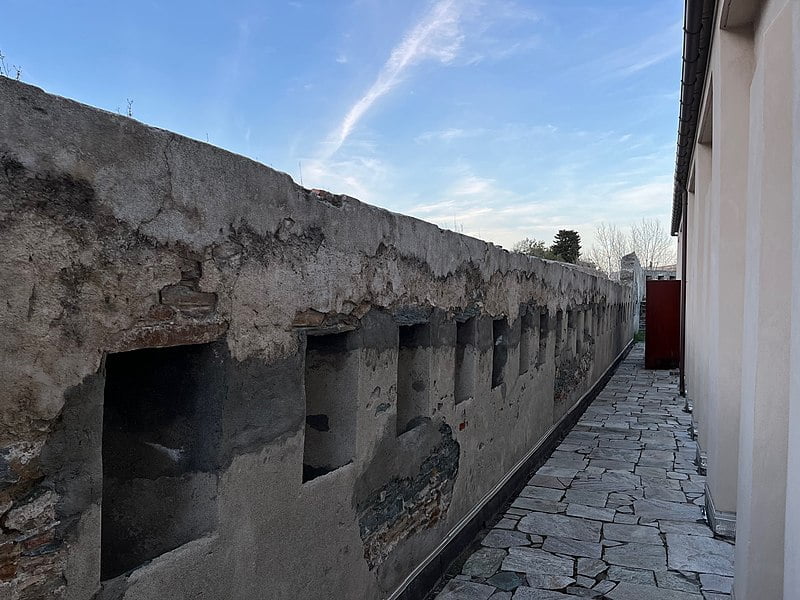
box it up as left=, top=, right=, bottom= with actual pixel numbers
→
left=0, top=78, right=638, bottom=600
left=679, top=0, right=800, bottom=597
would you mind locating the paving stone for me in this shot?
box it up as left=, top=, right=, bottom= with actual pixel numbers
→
left=547, top=452, right=588, bottom=467
left=699, top=574, right=733, bottom=594
left=520, top=486, right=566, bottom=501
left=502, top=547, right=574, bottom=577
left=592, top=580, right=616, bottom=594
left=490, top=593, right=513, bottom=600
left=612, top=513, right=639, bottom=524
left=644, top=485, right=687, bottom=503
left=482, top=529, right=531, bottom=548
left=605, top=566, right=656, bottom=585
left=655, top=570, right=701, bottom=592
left=608, top=491, right=640, bottom=504
left=577, top=558, right=606, bottom=578
left=599, top=439, right=642, bottom=449
left=587, top=459, right=635, bottom=471
left=511, top=588, right=576, bottom=600
left=564, top=585, right=602, bottom=596
left=666, top=534, right=734, bottom=576
left=581, top=466, right=606, bottom=477
left=634, top=498, right=703, bottom=521
left=565, top=504, right=615, bottom=522
left=606, top=581, right=703, bottom=600
left=496, top=518, right=519, bottom=530
left=657, top=520, right=712, bottom=537
left=564, top=490, right=608, bottom=507
left=571, top=471, right=640, bottom=492
left=588, top=448, right=641, bottom=463
left=604, top=542, right=667, bottom=570
left=603, top=523, right=662, bottom=544
left=542, top=536, right=602, bottom=559
left=575, top=575, right=595, bottom=588
left=636, top=466, right=668, bottom=478
left=436, top=579, right=497, bottom=600
left=563, top=433, right=599, bottom=444
left=463, top=548, right=508, bottom=578
left=640, top=450, right=675, bottom=464
left=703, top=593, right=732, bottom=600
left=528, top=475, right=570, bottom=489
left=681, top=479, right=705, bottom=494
left=555, top=443, right=585, bottom=453
left=537, top=466, right=582, bottom=478
left=525, top=574, right=575, bottom=589
left=512, top=497, right=566, bottom=513
left=487, top=571, right=527, bottom=591
left=517, top=513, right=602, bottom=542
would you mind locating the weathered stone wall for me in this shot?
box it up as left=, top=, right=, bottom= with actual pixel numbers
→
left=0, top=78, right=637, bottom=600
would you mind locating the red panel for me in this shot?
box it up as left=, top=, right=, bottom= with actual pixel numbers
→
left=645, top=280, right=681, bottom=369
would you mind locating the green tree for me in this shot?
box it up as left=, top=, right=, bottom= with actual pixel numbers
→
left=551, top=230, right=581, bottom=263
left=512, top=237, right=557, bottom=260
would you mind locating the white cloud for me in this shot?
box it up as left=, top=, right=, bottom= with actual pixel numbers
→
left=450, top=174, right=496, bottom=196
left=321, top=0, right=466, bottom=159
left=414, top=127, right=487, bottom=143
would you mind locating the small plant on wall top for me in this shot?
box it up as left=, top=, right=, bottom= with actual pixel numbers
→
left=0, top=50, right=22, bottom=80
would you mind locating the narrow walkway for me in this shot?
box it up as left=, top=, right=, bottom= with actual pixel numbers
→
left=435, top=344, right=734, bottom=600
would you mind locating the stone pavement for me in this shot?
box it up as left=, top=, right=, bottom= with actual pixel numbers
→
left=434, top=344, right=734, bottom=600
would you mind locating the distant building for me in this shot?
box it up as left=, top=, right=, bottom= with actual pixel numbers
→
left=644, top=264, right=676, bottom=281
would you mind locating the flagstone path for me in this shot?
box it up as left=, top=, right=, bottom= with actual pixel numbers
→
left=434, top=343, right=734, bottom=600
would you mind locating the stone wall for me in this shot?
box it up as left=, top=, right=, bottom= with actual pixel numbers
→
left=0, top=78, right=637, bottom=600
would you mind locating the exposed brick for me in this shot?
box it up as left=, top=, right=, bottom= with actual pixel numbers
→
left=159, top=284, right=217, bottom=314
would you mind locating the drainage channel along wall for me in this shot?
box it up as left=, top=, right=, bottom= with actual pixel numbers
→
left=0, top=78, right=638, bottom=600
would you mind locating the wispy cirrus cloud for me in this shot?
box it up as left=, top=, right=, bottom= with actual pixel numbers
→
left=321, top=0, right=467, bottom=159
left=414, top=127, right=488, bottom=143
left=573, top=20, right=682, bottom=82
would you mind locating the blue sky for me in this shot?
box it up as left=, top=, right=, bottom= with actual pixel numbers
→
left=1, top=0, right=682, bottom=250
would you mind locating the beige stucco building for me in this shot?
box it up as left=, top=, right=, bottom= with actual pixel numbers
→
left=672, top=0, right=800, bottom=597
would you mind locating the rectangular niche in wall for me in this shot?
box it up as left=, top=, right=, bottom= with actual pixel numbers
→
left=397, top=324, right=431, bottom=435
left=303, top=331, right=357, bottom=482
left=567, top=309, right=576, bottom=355
left=102, top=342, right=224, bottom=581
left=555, top=310, right=564, bottom=358
left=537, top=311, right=548, bottom=367
left=585, top=307, right=593, bottom=340
left=455, top=317, right=477, bottom=404
left=492, top=318, right=509, bottom=389
left=519, top=310, right=534, bottom=375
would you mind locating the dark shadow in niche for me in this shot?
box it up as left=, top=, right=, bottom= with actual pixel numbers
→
left=455, top=318, right=477, bottom=404
left=555, top=310, right=564, bottom=358
left=537, top=310, right=549, bottom=367
left=303, top=331, right=357, bottom=482
left=397, top=324, right=431, bottom=435
left=519, top=310, right=534, bottom=375
left=492, top=318, right=509, bottom=389
left=101, top=342, right=224, bottom=581
left=567, top=309, right=576, bottom=355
